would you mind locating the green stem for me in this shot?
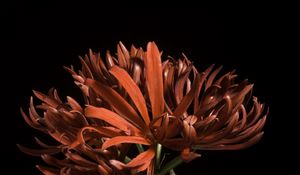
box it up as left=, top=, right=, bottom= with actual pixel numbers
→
left=136, top=144, right=144, bottom=153
left=169, top=169, right=176, bottom=175
left=156, top=156, right=183, bottom=175
left=156, top=143, right=162, bottom=168
left=124, top=156, right=131, bottom=163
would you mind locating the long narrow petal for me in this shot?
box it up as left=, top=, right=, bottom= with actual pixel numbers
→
left=196, top=132, right=264, bottom=150
left=20, top=108, right=45, bottom=131
left=67, top=96, right=83, bottom=112
left=32, top=90, right=60, bottom=108
left=41, top=154, right=72, bottom=168
left=85, top=106, right=140, bottom=134
left=34, top=137, right=61, bottom=148
left=174, top=65, right=193, bottom=103
left=205, top=66, right=223, bottom=90
left=69, top=126, right=123, bottom=149
left=126, top=148, right=155, bottom=169
left=194, top=65, right=214, bottom=112
left=181, top=147, right=201, bottom=162
left=147, top=159, right=154, bottom=175
left=145, top=42, right=164, bottom=119
left=117, top=42, right=130, bottom=69
left=36, top=165, right=59, bottom=175
left=102, top=136, right=150, bottom=150
left=17, top=144, right=61, bottom=156
left=66, top=152, right=97, bottom=167
left=109, top=65, right=150, bottom=125
left=173, top=73, right=201, bottom=117
left=85, top=79, right=146, bottom=130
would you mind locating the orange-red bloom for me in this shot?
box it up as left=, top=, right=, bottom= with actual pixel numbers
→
left=19, top=42, right=268, bottom=175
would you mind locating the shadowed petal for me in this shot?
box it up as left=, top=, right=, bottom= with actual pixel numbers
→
left=17, top=144, right=61, bottom=156
left=36, top=165, right=59, bottom=175
left=173, top=73, right=202, bottom=117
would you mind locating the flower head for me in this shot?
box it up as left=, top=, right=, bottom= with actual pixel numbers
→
left=19, top=42, right=268, bottom=175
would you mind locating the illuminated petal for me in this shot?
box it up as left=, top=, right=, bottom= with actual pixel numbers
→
left=145, top=42, right=164, bottom=119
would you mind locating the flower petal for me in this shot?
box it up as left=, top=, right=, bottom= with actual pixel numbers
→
left=67, top=96, right=83, bottom=112
left=85, top=106, right=140, bottom=134
left=181, top=147, right=201, bottom=162
left=205, top=65, right=223, bottom=90
left=109, top=65, right=150, bottom=125
left=102, top=136, right=151, bottom=150
left=36, top=165, right=59, bottom=175
left=174, top=64, right=193, bottom=103
left=32, top=90, right=60, bottom=108
left=126, top=148, right=155, bottom=171
left=117, top=42, right=130, bottom=69
left=17, top=144, right=61, bottom=156
left=69, top=126, right=122, bottom=149
left=85, top=78, right=146, bottom=130
left=173, top=73, right=202, bottom=117
left=145, top=42, right=164, bottom=119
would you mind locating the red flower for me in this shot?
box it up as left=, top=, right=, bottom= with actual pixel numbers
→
left=19, top=42, right=268, bottom=175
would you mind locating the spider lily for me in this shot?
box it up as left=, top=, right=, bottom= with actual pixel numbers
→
left=19, top=42, right=268, bottom=175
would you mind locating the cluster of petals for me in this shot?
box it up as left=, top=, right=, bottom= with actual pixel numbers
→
left=19, top=42, right=268, bottom=175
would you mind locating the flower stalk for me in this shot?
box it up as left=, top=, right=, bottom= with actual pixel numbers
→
left=156, top=156, right=183, bottom=175
left=156, top=143, right=162, bottom=169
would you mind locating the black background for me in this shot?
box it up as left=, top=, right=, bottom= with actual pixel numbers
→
left=5, top=1, right=295, bottom=175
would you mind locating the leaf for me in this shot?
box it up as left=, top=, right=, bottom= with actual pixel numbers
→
left=109, top=65, right=150, bottom=125
left=145, top=42, right=164, bottom=119
left=102, top=136, right=150, bottom=150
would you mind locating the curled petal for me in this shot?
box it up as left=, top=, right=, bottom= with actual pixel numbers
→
left=102, top=136, right=151, bottom=150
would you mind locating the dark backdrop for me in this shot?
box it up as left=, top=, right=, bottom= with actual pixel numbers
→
left=6, top=1, right=294, bottom=175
